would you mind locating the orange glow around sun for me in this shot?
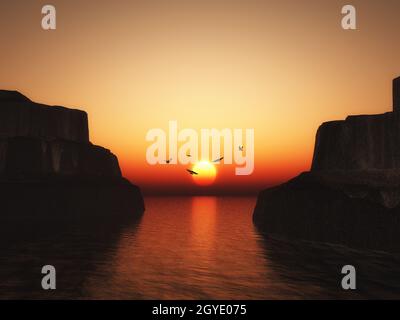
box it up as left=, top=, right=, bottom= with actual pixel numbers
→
left=192, top=161, right=217, bottom=186
left=3, top=1, right=400, bottom=194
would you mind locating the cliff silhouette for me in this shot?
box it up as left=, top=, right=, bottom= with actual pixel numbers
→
left=253, top=77, right=400, bottom=252
left=0, top=90, right=144, bottom=219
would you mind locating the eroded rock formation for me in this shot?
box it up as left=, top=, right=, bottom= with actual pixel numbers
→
left=0, top=90, right=88, bottom=142
left=394, top=77, right=400, bottom=111
left=0, top=90, right=122, bottom=178
left=0, top=90, right=144, bottom=218
left=253, top=77, right=400, bottom=252
left=312, top=112, right=400, bottom=171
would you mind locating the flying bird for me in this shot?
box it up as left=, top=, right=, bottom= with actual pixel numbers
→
left=212, top=157, right=224, bottom=163
left=186, top=169, right=198, bottom=175
left=239, top=145, right=244, bottom=151
left=165, top=158, right=172, bottom=164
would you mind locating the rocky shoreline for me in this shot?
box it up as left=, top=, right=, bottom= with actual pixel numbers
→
left=0, top=90, right=144, bottom=220
left=253, top=77, right=400, bottom=252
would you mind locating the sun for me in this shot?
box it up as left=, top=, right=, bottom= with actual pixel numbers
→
left=191, top=161, right=217, bottom=186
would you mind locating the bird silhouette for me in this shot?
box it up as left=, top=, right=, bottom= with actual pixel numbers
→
left=165, top=158, right=172, bottom=164
left=186, top=169, right=198, bottom=175
left=239, top=145, right=244, bottom=151
left=212, top=157, right=224, bottom=163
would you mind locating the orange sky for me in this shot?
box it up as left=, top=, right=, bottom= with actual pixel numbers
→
left=1, top=0, right=400, bottom=194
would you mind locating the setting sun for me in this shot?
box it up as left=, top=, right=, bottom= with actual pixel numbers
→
left=192, top=161, right=217, bottom=186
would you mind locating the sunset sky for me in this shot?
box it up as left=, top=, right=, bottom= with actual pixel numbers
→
left=1, top=0, right=400, bottom=194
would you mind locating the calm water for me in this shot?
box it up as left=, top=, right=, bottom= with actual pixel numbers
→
left=1, top=196, right=400, bottom=299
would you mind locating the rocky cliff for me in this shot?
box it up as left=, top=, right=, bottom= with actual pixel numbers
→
left=0, top=90, right=122, bottom=178
left=311, top=112, right=400, bottom=171
left=394, top=76, right=400, bottom=111
left=0, top=90, right=88, bottom=142
left=0, top=90, right=144, bottom=218
left=253, top=77, right=400, bottom=252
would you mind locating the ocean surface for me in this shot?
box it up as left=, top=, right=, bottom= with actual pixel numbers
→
left=1, top=196, right=400, bottom=299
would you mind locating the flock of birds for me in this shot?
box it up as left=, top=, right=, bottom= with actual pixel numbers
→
left=164, top=145, right=244, bottom=176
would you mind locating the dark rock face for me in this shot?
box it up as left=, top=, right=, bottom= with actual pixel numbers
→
left=0, top=90, right=88, bottom=143
left=312, top=77, right=400, bottom=171
left=311, top=112, right=400, bottom=171
left=253, top=171, right=400, bottom=252
left=0, top=176, right=144, bottom=219
left=0, top=137, right=121, bottom=178
left=0, top=90, right=120, bottom=178
left=0, top=90, right=144, bottom=218
left=394, top=77, right=400, bottom=111
left=253, top=77, right=400, bottom=252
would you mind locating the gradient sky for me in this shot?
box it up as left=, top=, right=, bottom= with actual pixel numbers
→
left=1, top=0, right=400, bottom=194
